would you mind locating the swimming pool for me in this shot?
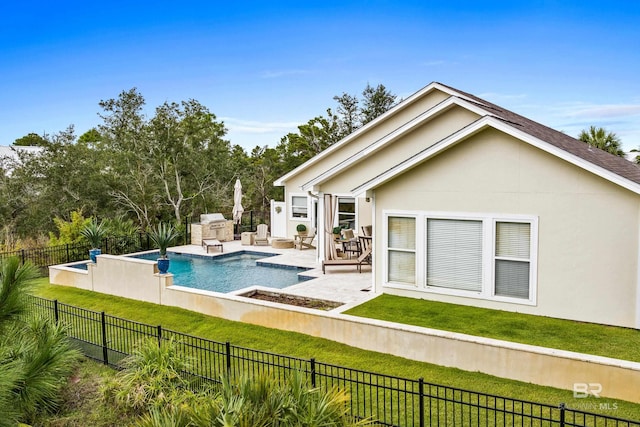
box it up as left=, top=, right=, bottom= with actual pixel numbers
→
left=132, top=251, right=310, bottom=293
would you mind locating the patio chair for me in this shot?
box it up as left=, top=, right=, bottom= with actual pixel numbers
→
left=296, top=227, right=316, bottom=250
left=361, top=225, right=372, bottom=236
left=202, top=239, right=223, bottom=253
left=255, top=223, right=269, bottom=245
left=340, top=228, right=359, bottom=258
left=322, top=243, right=372, bottom=274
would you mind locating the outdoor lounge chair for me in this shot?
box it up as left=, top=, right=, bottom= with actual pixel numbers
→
left=255, top=224, right=269, bottom=245
left=296, top=227, right=316, bottom=250
left=322, top=244, right=372, bottom=274
left=202, top=239, right=223, bottom=253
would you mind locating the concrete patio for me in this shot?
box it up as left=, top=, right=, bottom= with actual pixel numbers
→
left=169, top=239, right=376, bottom=310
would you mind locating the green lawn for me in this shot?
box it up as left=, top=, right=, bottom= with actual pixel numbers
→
left=344, top=294, right=640, bottom=363
left=31, top=278, right=640, bottom=421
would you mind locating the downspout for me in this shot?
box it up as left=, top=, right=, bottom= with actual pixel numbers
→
left=636, top=206, right=640, bottom=328
left=368, top=189, right=377, bottom=294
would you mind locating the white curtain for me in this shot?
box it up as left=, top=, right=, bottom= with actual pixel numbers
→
left=323, top=194, right=338, bottom=260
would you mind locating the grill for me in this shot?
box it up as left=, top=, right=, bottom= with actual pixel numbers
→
left=200, top=213, right=226, bottom=230
left=191, top=214, right=233, bottom=244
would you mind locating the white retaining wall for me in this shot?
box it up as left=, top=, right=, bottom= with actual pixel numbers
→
left=49, top=256, right=640, bottom=404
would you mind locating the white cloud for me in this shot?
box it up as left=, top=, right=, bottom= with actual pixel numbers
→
left=562, top=103, right=640, bottom=119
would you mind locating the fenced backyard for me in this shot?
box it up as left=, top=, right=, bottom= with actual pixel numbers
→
left=0, top=209, right=269, bottom=272
left=24, top=294, right=640, bottom=427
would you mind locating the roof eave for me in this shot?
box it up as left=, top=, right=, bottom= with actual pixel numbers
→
left=275, top=81, right=458, bottom=186
left=352, top=117, right=640, bottom=196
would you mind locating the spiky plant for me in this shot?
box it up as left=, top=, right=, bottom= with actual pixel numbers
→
left=80, top=218, right=107, bottom=249
left=0, top=256, right=81, bottom=425
left=0, top=256, right=38, bottom=332
left=103, top=338, right=195, bottom=416
left=10, top=317, right=82, bottom=423
left=148, top=223, right=180, bottom=258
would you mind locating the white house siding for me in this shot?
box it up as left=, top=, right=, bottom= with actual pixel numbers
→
left=374, top=128, right=640, bottom=328
left=280, top=89, right=451, bottom=238
left=318, top=106, right=480, bottom=194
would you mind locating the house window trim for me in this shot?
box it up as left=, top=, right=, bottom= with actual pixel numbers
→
left=289, top=193, right=309, bottom=221
left=383, top=210, right=538, bottom=306
left=336, top=195, right=357, bottom=231
left=490, top=217, right=538, bottom=305
left=383, top=212, right=418, bottom=287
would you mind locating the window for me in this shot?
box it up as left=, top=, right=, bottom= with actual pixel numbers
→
left=384, top=211, right=536, bottom=304
left=387, top=216, right=416, bottom=285
left=427, top=219, right=483, bottom=292
left=337, top=197, right=356, bottom=230
left=494, top=221, right=531, bottom=299
left=291, top=195, right=308, bottom=219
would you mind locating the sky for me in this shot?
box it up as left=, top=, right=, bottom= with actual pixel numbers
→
left=1, top=0, right=639, bottom=152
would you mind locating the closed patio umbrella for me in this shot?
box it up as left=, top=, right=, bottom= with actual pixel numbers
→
left=232, top=179, right=244, bottom=236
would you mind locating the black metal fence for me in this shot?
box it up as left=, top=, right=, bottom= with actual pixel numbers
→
left=0, top=234, right=154, bottom=272
left=24, top=295, right=640, bottom=427
left=0, top=212, right=272, bottom=272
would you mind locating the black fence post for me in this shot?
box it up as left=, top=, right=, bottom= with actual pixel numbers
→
left=101, top=312, right=109, bottom=366
left=20, top=249, right=25, bottom=265
left=104, top=237, right=108, bottom=254
left=310, top=357, right=316, bottom=387
left=250, top=211, right=254, bottom=232
left=65, top=244, right=70, bottom=264
left=54, top=299, right=59, bottom=324
left=418, top=377, right=425, bottom=427
left=225, top=341, right=232, bottom=376
left=157, top=325, right=162, bottom=347
left=559, top=403, right=565, bottom=427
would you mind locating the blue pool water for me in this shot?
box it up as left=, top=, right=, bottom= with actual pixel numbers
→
left=132, top=252, right=309, bottom=293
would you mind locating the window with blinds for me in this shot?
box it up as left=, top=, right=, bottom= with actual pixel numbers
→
left=387, top=216, right=416, bottom=285
left=383, top=212, right=536, bottom=304
left=426, top=218, right=483, bottom=291
left=291, top=195, right=308, bottom=219
left=494, top=222, right=531, bottom=299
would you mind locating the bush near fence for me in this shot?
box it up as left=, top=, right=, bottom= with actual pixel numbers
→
left=24, top=295, right=640, bottom=427
left=0, top=232, right=182, bottom=272
left=1, top=211, right=270, bottom=273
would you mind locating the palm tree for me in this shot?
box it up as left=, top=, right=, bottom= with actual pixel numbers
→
left=0, top=256, right=81, bottom=425
left=578, top=126, right=625, bottom=157
left=0, top=256, right=38, bottom=331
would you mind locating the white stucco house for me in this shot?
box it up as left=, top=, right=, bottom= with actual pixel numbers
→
left=274, top=82, right=640, bottom=329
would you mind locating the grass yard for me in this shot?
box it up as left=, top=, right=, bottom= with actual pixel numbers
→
left=344, top=294, right=640, bottom=363
left=31, top=278, right=640, bottom=421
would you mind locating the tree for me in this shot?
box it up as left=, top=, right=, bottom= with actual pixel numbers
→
left=99, top=88, right=158, bottom=229
left=578, top=126, right=625, bottom=157
left=78, top=128, right=102, bottom=146
left=333, top=92, right=361, bottom=139
left=361, top=83, right=397, bottom=125
left=149, top=99, right=231, bottom=223
left=13, top=132, right=49, bottom=147
left=276, top=111, right=340, bottom=171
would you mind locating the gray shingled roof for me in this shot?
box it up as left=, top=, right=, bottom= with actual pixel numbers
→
left=437, top=82, right=640, bottom=186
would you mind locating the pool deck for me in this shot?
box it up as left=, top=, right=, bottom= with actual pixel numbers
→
left=169, top=240, right=377, bottom=310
